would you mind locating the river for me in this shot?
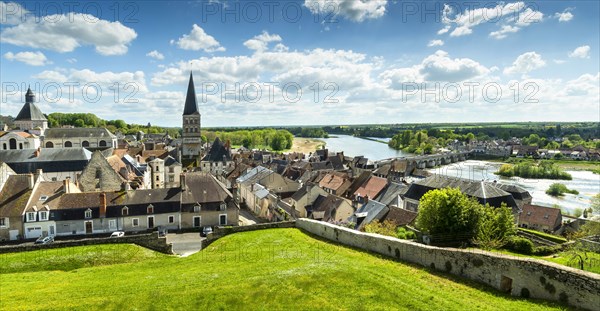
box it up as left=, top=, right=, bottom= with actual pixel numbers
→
left=320, top=135, right=599, bottom=213
left=321, top=135, right=409, bottom=159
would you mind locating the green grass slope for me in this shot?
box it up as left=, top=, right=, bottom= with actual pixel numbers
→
left=0, top=229, right=570, bottom=310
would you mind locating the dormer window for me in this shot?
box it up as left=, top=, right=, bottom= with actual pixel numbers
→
left=39, top=211, right=48, bottom=221
left=122, top=206, right=129, bottom=216
left=194, top=204, right=201, bottom=212
left=147, top=204, right=154, bottom=214
left=27, top=212, right=36, bottom=222
left=220, top=203, right=226, bottom=211
left=84, top=209, right=92, bottom=219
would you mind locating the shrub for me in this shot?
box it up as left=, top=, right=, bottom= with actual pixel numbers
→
left=364, top=220, right=397, bottom=237
left=546, top=183, right=579, bottom=197
left=533, top=245, right=562, bottom=256
left=396, top=227, right=416, bottom=240
left=505, top=236, right=534, bottom=255
left=472, top=204, right=516, bottom=250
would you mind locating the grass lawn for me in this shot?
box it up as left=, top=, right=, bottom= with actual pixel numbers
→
left=0, top=228, right=571, bottom=310
left=486, top=248, right=600, bottom=274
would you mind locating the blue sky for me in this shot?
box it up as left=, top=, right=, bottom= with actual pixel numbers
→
left=1, top=0, right=598, bottom=127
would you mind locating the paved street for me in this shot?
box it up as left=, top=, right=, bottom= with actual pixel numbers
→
left=238, top=208, right=262, bottom=226
left=166, top=233, right=204, bottom=257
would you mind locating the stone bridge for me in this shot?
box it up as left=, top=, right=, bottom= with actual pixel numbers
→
left=376, top=151, right=472, bottom=170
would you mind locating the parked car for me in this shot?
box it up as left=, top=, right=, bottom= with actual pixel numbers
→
left=110, top=231, right=125, bottom=238
left=34, top=236, right=54, bottom=244
left=201, top=226, right=213, bottom=237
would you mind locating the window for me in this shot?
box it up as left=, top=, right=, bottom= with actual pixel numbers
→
left=99, top=140, right=107, bottom=147
left=193, top=216, right=201, bottom=227
left=169, top=176, right=174, bottom=182
left=27, top=212, right=36, bottom=222
left=109, top=219, right=117, bottom=230
left=193, top=204, right=201, bottom=212
left=2, top=143, right=6, bottom=150
left=168, top=215, right=174, bottom=223
left=82, top=141, right=89, bottom=147
left=220, top=203, right=227, bottom=211
left=84, top=209, right=92, bottom=219
left=64, top=141, right=72, bottom=147
left=122, top=206, right=129, bottom=216
left=219, top=214, right=227, bottom=226
left=39, top=211, right=48, bottom=221
left=169, top=167, right=174, bottom=173
left=132, top=218, right=139, bottom=227
left=45, top=142, right=53, bottom=148
left=0, top=218, right=7, bottom=227
left=156, top=176, right=159, bottom=181
left=39, top=195, right=48, bottom=201
left=147, top=205, right=154, bottom=214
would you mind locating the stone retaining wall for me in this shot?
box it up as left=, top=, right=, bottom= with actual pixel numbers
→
left=296, top=218, right=600, bottom=311
left=0, top=232, right=172, bottom=254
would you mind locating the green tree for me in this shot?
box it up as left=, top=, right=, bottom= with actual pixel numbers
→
left=416, top=188, right=481, bottom=235
left=473, top=203, right=516, bottom=250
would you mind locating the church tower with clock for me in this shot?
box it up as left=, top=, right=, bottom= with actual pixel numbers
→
left=181, top=72, right=202, bottom=158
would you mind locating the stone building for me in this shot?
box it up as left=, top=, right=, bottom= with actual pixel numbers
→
left=78, top=151, right=124, bottom=192
left=43, top=128, right=117, bottom=150
left=13, top=87, right=48, bottom=136
left=181, top=72, right=202, bottom=159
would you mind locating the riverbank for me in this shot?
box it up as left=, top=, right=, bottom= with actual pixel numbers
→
left=356, top=136, right=389, bottom=144
left=483, top=157, right=600, bottom=174
left=290, top=138, right=325, bottom=154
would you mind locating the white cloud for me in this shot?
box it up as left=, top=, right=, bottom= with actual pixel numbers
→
left=427, top=40, right=444, bottom=47
left=554, top=9, right=574, bottom=22
left=66, top=58, right=77, bottom=64
left=146, top=50, right=165, bottom=60
left=489, top=25, right=519, bottom=39
left=553, top=59, right=566, bottom=64
left=503, top=51, right=546, bottom=75
left=568, top=45, right=590, bottom=59
left=243, top=31, right=283, bottom=53
left=4, top=51, right=51, bottom=66
left=380, top=50, right=490, bottom=88
left=0, top=3, right=136, bottom=55
left=35, top=68, right=148, bottom=93
left=172, top=24, right=224, bottom=52
left=437, top=25, right=450, bottom=35
left=442, top=2, right=543, bottom=39
left=304, top=0, right=387, bottom=22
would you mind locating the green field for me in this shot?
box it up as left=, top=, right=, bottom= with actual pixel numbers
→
left=0, top=229, right=570, bottom=310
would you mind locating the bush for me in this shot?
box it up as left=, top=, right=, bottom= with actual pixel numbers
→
left=396, top=227, right=416, bottom=240
left=473, top=204, right=515, bottom=250
left=546, top=183, right=579, bottom=197
left=505, top=236, right=534, bottom=255
left=533, top=245, right=562, bottom=256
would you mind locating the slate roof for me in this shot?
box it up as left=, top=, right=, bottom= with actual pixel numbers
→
left=203, top=137, right=232, bottom=162
left=15, top=90, right=47, bottom=121
left=44, top=128, right=116, bottom=139
left=0, top=148, right=92, bottom=173
left=25, top=181, right=68, bottom=211
left=519, top=204, right=562, bottom=228
left=403, top=176, right=518, bottom=209
left=183, top=72, right=199, bottom=115
left=181, top=172, right=232, bottom=204
left=375, top=182, right=409, bottom=206
left=354, top=200, right=388, bottom=230
left=0, top=174, right=33, bottom=217
left=495, top=183, right=532, bottom=201
left=237, top=166, right=273, bottom=185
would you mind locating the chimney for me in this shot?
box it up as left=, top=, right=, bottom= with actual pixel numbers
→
left=27, top=173, right=35, bottom=189
left=180, top=173, right=186, bottom=190
left=34, top=169, right=43, bottom=182
left=364, top=194, right=369, bottom=204
left=99, top=193, right=107, bottom=218
left=63, top=177, right=71, bottom=194
left=34, top=147, right=41, bottom=157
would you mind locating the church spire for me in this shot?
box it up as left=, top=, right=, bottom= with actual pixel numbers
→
left=183, top=71, right=199, bottom=115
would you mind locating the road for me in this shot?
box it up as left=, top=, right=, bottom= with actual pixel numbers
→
left=166, top=233, right=204, bottom=257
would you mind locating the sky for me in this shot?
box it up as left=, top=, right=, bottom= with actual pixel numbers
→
left=0, top=0, right=598, bottom=127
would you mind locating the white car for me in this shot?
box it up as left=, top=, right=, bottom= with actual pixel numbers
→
left=110, top=231, right=125, bottom=238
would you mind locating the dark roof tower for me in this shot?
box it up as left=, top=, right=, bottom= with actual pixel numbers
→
left=183, top=72, right=199, bottom=115
left=15, top=87, right=47, bottom=121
